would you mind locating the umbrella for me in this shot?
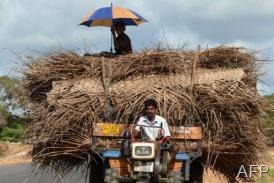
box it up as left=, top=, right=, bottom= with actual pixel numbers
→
left=80, top=3, right=147, bottom=52
left=80, top=4, right=147, bottom=27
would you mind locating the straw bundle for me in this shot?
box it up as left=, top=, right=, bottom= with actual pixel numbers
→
left=24, top=46, right=267, bottom=181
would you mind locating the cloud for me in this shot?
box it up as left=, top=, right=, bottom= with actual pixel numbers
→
left=0, top=0, right=274, bottom=92
left=2, top=0, right=274, bottom=49
left=137, top=0, right=274, bottom=43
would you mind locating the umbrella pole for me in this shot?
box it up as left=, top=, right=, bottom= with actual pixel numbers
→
left=108, top=29, right=113, bottom=122
left=110, top=3, right=113, bottom=56
left=110, top=31, right=113, bottom=55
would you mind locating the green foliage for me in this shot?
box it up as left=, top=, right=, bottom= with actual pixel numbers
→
left=0, top=105, right=8, bottom=127
left=0, top=121, right=26, bottom=142
left=256, top=168, right=274, bottom=183
left=0, top=75, right=27, bottom=141
left=0, top=76, right=26, bottom=110
left=264, top=94, right=274, bottom=128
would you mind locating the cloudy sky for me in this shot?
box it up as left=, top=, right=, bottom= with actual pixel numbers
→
left=0, top=0, right=274, bottom=93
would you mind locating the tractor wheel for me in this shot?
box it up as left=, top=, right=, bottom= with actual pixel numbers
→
left=89, top=155, right=104, bottom=183
left=104, top=168, right=119, bottom=183
left=189, top=158, right=203, bottom=183
left=168, top=172, right=184, bottom=183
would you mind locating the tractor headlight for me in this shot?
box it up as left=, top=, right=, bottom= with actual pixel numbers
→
left=135, top=146, right=152, bottom=156
left=131, top=142, right=155, bottom=159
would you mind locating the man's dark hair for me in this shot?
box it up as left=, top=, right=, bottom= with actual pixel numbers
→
left=144, top=99, right=158, bottom=109
left=114, top=21, right=126, bottom=31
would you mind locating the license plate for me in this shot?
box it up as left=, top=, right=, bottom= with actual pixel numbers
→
left=134, top=162, right=154, bottom=172
left=102, top=124, right=121, bottom=135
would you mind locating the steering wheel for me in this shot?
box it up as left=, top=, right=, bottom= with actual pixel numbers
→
left=130, top=124, right=168, bottom=143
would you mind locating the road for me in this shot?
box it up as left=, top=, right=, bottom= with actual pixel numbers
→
left=0, top=163, right=87, bottom=183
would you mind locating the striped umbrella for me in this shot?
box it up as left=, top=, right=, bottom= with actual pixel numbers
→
left=80, top=4, right=147, bottom=53
left=80, top=4, right=147, bottom=27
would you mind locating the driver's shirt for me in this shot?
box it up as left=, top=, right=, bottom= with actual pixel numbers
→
left=135, top=115, right=171, bottom=140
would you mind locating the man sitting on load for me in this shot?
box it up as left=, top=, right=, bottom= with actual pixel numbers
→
left=111, top=21, right=133, bottom=55
left=133, top=99, right=179, bottom=163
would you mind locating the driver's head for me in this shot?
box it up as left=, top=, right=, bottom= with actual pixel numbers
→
left=114, top=21, right=125, bottom=34
left=144, top=99, right=158, bottom=119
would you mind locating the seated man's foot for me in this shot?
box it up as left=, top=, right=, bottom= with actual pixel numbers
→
left=168, top=144, right=179, bottom=164
left=83, top=53, right=92, bottom=57
left=168, top=154, right=175, bottom=164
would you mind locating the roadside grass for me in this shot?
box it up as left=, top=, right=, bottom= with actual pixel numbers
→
left=256, top=168, right=274, bottom=183
left=264, top=95, right=274, bottom=128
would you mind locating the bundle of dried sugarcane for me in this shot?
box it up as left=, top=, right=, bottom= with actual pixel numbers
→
left=23, top=46, right=267, bottom=181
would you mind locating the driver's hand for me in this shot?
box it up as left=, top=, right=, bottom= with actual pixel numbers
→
left=132, top=128, right=141, bottom=139
left=155, top=129, right=164, bottom=141
left=111, top=27, right=115, bottom=34
left=158, top=136, right=170, bottom=144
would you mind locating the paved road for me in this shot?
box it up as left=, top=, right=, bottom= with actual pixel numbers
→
left=0, top=163, right=87, bottom=183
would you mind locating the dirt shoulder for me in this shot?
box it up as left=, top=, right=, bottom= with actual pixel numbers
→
left=0, top=142, right=31, bottom=165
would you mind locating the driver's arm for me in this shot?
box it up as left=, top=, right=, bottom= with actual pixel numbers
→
left=155, top=119, right=171, bottom=142
left=111, top=27, right=118, bottom=52
left=162, top=119, right=171, bottom=138
left=132, top=128, right=140, bottom=139
left=133, top=117, right=142, bottom=139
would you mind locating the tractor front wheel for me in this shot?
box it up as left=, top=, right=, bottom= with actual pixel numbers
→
left=89, top=154, right=104, bottom=183
left=168, top=172, right=184, bottom=183
left=104, top=168, right=119, bottom=183
left=189, top=158, right=203, bottom=183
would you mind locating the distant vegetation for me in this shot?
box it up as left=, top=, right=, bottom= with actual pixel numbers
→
left=0, top=116, right=26, bottom=142
left=264, top=94, right=274, bottom=128
left=256, top=168, right=274, bottom=183
left=0, top=76, right=27, bottom=142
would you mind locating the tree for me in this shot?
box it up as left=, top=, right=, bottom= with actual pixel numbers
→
left=0, top=76, right=28, bottom=141
left=264, top=94, right=274, bottom=128
left=0, top=76, right=26, bottom=128
left=0, top=76, right=26, bottom=109
left=0, top=105, right=8, bottom=127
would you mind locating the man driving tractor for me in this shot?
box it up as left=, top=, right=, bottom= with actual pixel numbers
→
left=133, top=99, right=179, bottom=163
left=90, top=98, right=203, bottom=183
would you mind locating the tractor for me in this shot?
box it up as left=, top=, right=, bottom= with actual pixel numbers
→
left=89, top=122, right=203, bottom=183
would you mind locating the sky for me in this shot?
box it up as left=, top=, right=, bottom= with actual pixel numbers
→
left=0, top=0, right=274, bottom=93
